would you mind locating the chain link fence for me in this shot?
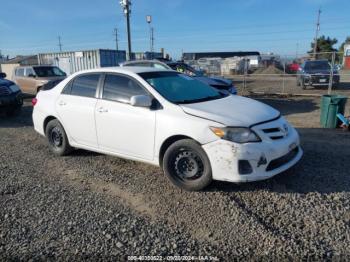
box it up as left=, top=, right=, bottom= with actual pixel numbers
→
left=186, top=51, right=350, bottom=98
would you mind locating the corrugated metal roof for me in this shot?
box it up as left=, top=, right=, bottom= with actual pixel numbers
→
left=1, top=55, right=38, bottom=64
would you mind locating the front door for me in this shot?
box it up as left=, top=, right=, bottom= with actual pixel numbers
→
left=95, top=73, right=156, bottom=160
left=56, top=73, right=101, bottom=148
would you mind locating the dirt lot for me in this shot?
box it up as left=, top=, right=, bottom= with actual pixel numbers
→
left=231, top=71, right=350, bottom=97
left=1, top=96, right=350, bottom=260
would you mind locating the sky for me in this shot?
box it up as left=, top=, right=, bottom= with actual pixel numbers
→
left=0, top=0, right=349, bottom=59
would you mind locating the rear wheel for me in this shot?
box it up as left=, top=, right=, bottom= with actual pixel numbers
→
left=45, top=119, right=73, bottom=156
left=163, top=139, right=212, bottom=191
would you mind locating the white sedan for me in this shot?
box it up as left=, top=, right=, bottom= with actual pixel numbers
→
left=32, top=67, right=303, bottom=191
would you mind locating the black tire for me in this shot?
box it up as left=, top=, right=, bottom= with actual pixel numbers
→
left=296, top=77, right=300, bottom=86
left=162, top=139, right=212, bottom=191
left=45, top=119, right=73, bottom=156
left=300, top=78, right=306, bottom=90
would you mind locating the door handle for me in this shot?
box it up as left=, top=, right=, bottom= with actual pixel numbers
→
left=97, top=107, right=108, bottom=113
left=58, top=101, right=66, bottom=106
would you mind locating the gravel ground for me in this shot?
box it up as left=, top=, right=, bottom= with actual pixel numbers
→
left=230, top=72, right=350, bottom=97
left=1, top=96, right=350, bottom=260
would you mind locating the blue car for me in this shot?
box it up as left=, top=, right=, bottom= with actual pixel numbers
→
left=0, top=73, right=23, bottom=116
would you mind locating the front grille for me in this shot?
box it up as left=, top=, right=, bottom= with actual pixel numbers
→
left=261, top=126, right=288, bottom=140
left=311, top=75, right=329, bottom=84
left=0, top=86, right=10, bottom=95
left=262, top=128, right=280, bottom=133
left=270, top=136, right=284, bottom=140
left=266, top=147, right=299, bottom=171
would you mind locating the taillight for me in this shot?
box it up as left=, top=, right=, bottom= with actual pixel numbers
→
left=32, top=98, right=38, bottom=106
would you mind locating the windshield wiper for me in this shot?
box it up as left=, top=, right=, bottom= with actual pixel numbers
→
left=175, top=94, right=224, bottom=104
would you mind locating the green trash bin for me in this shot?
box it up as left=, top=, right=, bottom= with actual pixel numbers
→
left=320, top=95, right=348, bottom=128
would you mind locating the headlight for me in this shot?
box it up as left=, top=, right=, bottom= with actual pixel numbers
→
left=210, top=127, right=261, bottom=143
left=9, top=84, right=20, bottom=93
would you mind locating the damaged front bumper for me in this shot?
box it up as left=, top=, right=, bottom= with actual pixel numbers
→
left=202, top=118, right=303, bottom=183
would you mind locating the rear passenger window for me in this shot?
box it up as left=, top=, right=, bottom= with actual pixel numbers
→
left=70, top=74, right=100, bottom=98
left=103, top=74, right=148, bottom=103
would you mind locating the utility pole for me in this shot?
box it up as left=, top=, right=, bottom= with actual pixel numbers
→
left=114, top=28, right=119, bottom=51
left=120, top=0, right=132, bottom=60
left=313, top=8, right=321, bottom=59
left=146, top=15, right=154, bottom=59
left=58, top=36, right=63, bottom=52
left=151, top=28, right=154, bottom=53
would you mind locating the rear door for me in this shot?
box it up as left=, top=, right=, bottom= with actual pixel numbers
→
left=56, top=73, right=101, bottom=148
left=95, top=73, right=156, bottom=160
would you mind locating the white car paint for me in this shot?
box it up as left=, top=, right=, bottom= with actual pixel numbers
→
left=33, top=67, right=302, bottom=183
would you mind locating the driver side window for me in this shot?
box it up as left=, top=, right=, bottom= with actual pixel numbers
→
left=102, top=74, right=148, bottom=103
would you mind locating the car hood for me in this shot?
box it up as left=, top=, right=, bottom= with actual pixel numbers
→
left=180, top=95, right=280, bottom=126
left=0, top=78, right=15, bottom=87
left=194, top=76, right=232, bottom=87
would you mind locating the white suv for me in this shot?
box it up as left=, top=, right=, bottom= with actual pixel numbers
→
left=32, top=67, right=302, bottom=191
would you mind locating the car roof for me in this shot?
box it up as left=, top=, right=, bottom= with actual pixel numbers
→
left=120, top=60, right=172, bottom=69
left=122, top=59, right=162, bottom=64
left=74, top=66, right=173, bottom=75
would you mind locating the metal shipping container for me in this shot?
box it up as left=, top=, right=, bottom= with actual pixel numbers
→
left=38, top=49, right=126, bottom=75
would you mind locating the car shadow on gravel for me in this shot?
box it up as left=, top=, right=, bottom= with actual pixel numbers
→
left=207, top=128, right=350, bottom=194
left=68, top=149, right=102, bottom=157
left=0, top=104, right=33, bottom=128
left=254, top=97, right=319, bottom=116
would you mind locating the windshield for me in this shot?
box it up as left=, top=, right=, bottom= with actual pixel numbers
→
left=139, top=71, right=226, bottom=104
left=305, top=61, right=330, bottom=70
left=33, top=66, right=66, bottom=77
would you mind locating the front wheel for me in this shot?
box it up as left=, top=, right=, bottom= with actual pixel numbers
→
left=163, top=139, right=212, bottom=191
left=45, top=119, right=73, bottom=156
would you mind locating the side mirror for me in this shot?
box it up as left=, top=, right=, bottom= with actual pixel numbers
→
left=0, top=72, right=6, bottom=78
left=130, top=95, right=153, bottom=108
